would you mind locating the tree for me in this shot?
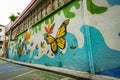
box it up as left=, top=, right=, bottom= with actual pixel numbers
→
left=9, top=12, right=20, bottom=22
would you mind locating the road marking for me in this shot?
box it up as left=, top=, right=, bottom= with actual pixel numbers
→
left=60, top=77, right=73, bottom=80
left=8, top=70, right=36, bottom=80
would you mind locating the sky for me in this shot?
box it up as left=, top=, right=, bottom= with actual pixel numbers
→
left=0, top=0, right=31, bottom=26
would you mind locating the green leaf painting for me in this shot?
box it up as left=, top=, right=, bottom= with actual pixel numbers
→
left=63, top=0, right=80, bottom=18
left=87, top=0, right=107, bottom=14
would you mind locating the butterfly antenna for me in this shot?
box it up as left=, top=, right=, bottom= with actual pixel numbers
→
left=64, top=19, right=70, bottom=25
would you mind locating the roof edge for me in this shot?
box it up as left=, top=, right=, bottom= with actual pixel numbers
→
left=0, top=24, right=5, bottom=27
left=10, top=0, right=37, bottom=30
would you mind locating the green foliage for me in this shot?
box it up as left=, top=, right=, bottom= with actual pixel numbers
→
left=87, top=0, right=107, bottom=14
left=9, top=12, right=20, bottom=22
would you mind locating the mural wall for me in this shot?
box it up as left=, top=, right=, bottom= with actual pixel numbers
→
left=6, top=0, right=120, bottom=78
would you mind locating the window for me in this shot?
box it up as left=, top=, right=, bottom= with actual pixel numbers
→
left=0, top=28, right=2, bottom=32
left=0, top=41, right=3, bottom=48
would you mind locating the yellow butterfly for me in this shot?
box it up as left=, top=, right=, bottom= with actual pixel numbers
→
left=45, top=19, right=70, bottom=53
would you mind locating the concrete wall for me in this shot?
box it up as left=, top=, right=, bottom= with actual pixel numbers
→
left=6, top=0, right=120, bottom=78
left=0, top=25, right=5, bottom=56
left=0, top=26, right=5, bottom=41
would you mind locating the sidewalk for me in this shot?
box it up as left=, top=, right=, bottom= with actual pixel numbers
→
left=0, top=59, right=87, bottom=80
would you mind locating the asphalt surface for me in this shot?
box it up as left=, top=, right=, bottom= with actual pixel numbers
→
left=0, top=58, right=89, bottom=80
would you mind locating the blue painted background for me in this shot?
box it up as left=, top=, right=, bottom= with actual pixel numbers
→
left=7, top=25, right=120, bottom=78
left=81, top=25, right=120, bottom=78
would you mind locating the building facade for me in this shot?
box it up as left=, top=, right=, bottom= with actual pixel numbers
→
left=0, top=24, right=5, bottom=48
left=6, top=0, right=120, bottom=79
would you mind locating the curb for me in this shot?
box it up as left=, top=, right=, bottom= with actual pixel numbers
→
left=0, top=57, right=119, bottom=80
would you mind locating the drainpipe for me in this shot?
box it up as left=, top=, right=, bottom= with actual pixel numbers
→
left=85, top=26, right=95, bottom=74
left=83, top=0, right=95, bottom=74
left=3, top=34, right=6, bottom=58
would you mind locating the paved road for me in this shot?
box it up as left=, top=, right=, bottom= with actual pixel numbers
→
left=0, top=59, right=89, bottom=80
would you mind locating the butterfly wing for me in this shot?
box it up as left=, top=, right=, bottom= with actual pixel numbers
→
left=51, top=40, right=58, bottom=53
left=56, top=19, right=69, bottom=38
left=56, top=37, right=66, bottom=49
left=46, top=35, right=54, bottom=44
left=45, top=35, right=58, bottom=53
left=56, top=20, right=69, bottom=50
left=56, top=25, right=66, bottom=38
left=56, top=26, right=66, bottom=50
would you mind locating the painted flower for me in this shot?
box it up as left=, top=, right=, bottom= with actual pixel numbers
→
left=40, top=41, right=45, bottom=49
left=44, top=23, right=55, bottom=34
left=25, top=31, right=32, bottom=42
